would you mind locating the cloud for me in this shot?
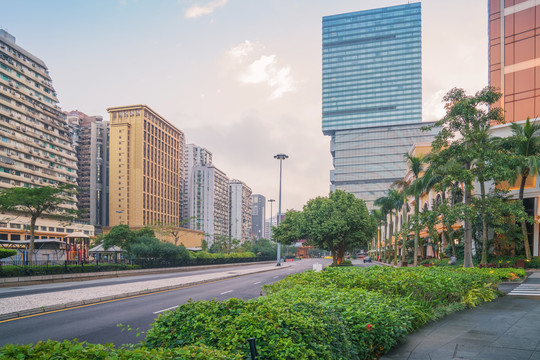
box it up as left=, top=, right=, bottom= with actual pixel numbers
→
left=423, top=89, right=446, bottom=122
left=227, top=40, right=255, bottom=63
left=185, top=0, right=227, bottom=19
left=237, top=54, right=296, bottom=100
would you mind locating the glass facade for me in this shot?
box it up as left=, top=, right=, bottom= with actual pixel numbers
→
left=322, top=3, right=422, bottom=134
left=322, top=3, right=428, bottom=209
left=489, top=0, right=540, bottom=123
left=330, top=123, right=437, bottom=209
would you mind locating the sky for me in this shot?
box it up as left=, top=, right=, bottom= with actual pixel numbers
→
left=1, top=0, right=488, bottom=213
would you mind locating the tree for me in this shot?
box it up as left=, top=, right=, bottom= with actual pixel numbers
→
left=425, top=86, right=503, bottom=268
left=150, top=218, right=194, bottom=246
left=404, top=153, right=425, bottom=266
left=375, top=188, right=402, bottom=264
left=507, top=118, right=540, bottom=260
left=273, top=190, right=376, bottom=265
left=102, top=225, right=156, bottom=258
left=370, top=208, right=385, bottom=260
left=0, top=184, right=79, bottom=265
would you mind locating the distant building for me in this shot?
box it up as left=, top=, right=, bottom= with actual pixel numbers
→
left=322, top=3, right=435, bottom=209
left=67, top=111, right=109, bottom=231
left=251, top=194, right=266, bottom=239
left=184, top=144, right=212, bottom=222
left=0, top=29, right=94, bottom=240
left=229, top=180, right=252, bottom=243
left=188, top=164, right=229, bottom=246
left=107, top=105, right=185, bottom=227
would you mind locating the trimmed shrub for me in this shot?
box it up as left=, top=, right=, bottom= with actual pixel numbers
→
left=144, top=266, right=513, bottom=360
left=0, top=340, right=239, bottom=360
left=0, top=248, right=17, bottom=259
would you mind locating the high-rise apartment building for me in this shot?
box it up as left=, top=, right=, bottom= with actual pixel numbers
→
left=0, top=29, right=93, bottom=240
left=184, top=144, right=212, bottom=222
left=229, top=180, right=252, bottom=243
left=107, top=105, right=185, bottom=227
left=67, top=111, right=109, bottom=231
left=251, top=194, right=266, bottom=240
left=489, top=0, right=540, bottom=123
left=188, top=164, right=229, bottom=245
left=322, top=3, right=436, bottom=209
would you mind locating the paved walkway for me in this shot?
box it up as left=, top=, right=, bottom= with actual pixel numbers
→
left=381, top=272, right=540, bottom=360
left=0, top=263, right=290, bottom=320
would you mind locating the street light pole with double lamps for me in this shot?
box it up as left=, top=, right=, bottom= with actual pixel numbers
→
left=274, top=153, right=288, bottom=266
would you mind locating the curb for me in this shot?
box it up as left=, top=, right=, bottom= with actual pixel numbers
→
left=0, top=264, right=290, bottom=322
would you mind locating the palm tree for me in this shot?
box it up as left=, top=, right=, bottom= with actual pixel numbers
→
left=387, top=188, right=403, bottom=265
left=404, top=153, right=425, bottom=266
left=370, top=208, right=385, bottom=260
left=374, top=195, right=393, bottom=263
left=509, top=118, right=540, bottom=260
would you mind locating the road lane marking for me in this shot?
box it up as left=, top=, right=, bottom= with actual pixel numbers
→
left=153, top=305, right=179, bottom=314
left=253, top=281, right=261, bottom=285
left=273, top=276, right=278, bottom=278
left=220, top=290, right=233, bottom=295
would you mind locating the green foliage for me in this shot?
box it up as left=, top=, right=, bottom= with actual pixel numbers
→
left=273, top=190, right=376, bottom=265
left=102, top=226, right=190, bottom=261
left=145, top=266, right=513, bottom=360
left=0, top=184, right=80, bottom=264
left=0, top=340, right=239, bottom=360
left=130, top=236, right=190, bottom=261
left=251, top=238, right=277, bottom=258
left=0, top=248, right=17, bottom=259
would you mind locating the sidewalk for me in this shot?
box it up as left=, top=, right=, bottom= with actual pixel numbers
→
left=381, top=272, right=540, bottom=360
left=0, top=263, right=290, bottom=321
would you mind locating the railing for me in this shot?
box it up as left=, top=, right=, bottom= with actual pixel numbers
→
left=0, top=257, right=275, bottom=278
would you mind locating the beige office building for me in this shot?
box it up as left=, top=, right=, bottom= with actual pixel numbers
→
left=107, top=105, right=185, bottom=227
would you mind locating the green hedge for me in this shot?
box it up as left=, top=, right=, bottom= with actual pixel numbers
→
left=144, top=266, right=515, bottom=360
left=0, top=248, right=17, bottom=259
left=0, top=340, right=240, bottom=360
left=0, top=263, right=140, bottom=278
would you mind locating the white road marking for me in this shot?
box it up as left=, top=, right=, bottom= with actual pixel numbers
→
left=220, top=290, right=233, bottom=295
left=253, top=281, right=261, bottom=285
left=509, top=283, right=540, bottom=296
left=273, top=276, right=278, bottom=278
left=153, top=305, right=179, bottom=314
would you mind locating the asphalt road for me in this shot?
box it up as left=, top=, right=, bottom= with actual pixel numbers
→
left=0, top=258, right=352, bottom=346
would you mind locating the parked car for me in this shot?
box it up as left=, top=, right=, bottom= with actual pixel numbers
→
left=363, top=256, right=372, bottom=263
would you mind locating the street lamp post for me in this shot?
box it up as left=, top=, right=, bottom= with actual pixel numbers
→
left=274, top=153, right=288, bottom=266
left=268, top=199, right=275, bottom=240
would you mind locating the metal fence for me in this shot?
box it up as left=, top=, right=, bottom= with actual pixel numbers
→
left=0, top=256, right=275, bottom=278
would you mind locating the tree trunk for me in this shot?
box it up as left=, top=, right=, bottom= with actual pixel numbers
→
left=393, top=212, right=398, bottom=265
left=29, top=215, right=37, bottom=266
left=414, top=194, right=419, bottom=266
left=463, top=181, right=474, bottom=268
left=519, top=173, right=531, bottom=260
left=480, top=181, right=489, bottom=265
left=401, top=201, right=407, bottom=264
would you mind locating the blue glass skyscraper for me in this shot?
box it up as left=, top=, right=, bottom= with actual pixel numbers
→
left=322, top=3, right=436, bottom=209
